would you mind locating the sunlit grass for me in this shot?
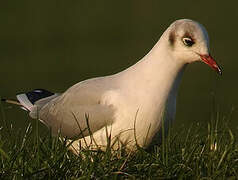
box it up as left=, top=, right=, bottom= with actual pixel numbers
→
left=0, top=106, right=237, bottom=178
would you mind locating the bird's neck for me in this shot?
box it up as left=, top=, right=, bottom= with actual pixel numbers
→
left=118, top=40, right=186, bottom=100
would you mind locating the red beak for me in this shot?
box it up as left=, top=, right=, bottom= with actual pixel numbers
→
left=199, top=54, right=222, bottom=75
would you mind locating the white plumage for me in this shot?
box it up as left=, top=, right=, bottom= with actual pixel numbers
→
left=15, top=19, right=221, bottom=154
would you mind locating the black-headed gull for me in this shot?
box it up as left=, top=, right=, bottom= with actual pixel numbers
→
left=2, top=19, right=221, bottom=153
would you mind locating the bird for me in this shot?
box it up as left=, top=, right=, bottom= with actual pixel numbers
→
left=2, top=19, right=221, bottom=154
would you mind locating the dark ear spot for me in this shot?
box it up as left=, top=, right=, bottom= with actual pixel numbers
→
left=169, top=32, right=175, bottom=46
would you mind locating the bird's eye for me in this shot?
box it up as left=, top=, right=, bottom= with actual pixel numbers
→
left=182, top=37, right=194, bottom=47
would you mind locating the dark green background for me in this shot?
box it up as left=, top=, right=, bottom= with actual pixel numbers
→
left=0, top=1, right=237, bottom=132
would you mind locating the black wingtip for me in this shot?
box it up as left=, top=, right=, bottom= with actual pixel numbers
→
left=22, top=89, right=55, bottom=105
left=1, top=98, right=6, bottom=102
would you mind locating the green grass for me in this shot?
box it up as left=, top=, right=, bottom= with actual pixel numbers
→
left=0, top=109, right=238, bottom=179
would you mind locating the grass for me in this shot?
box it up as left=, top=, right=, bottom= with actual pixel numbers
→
left=0, top=106, right=238, bottom=179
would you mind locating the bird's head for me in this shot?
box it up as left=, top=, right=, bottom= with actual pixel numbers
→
left=166, top=19, right=221, bottom=74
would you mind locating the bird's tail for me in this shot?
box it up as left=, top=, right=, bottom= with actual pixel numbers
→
left=2, top=89, right=60, bottom=118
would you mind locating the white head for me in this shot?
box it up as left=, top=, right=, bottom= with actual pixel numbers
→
left=164, top=19, right=221, bottom=74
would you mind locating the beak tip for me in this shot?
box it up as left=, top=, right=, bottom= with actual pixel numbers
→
left=199, top=54, right=222, bottom=76
left=218, top=68, right=222, bottom=75
left=216, top=65, right=222, bottom=75
left=218, top=70, right=222, bottom=76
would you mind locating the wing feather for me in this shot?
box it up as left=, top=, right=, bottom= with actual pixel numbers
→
left=39, top=77, right=117, bottom=138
